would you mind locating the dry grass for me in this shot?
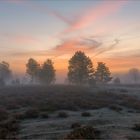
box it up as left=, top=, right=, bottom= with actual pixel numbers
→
left=0, top=85, right=140, bottom=113
left=0, top=84, right=139, bottom=139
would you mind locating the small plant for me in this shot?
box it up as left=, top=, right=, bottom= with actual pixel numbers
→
left=0, top=117, right=20, bottom=139
left=24, top=108, right=39, bottom=119
left=81, top=112, right=91, bottom=117
left=71, top=122, right=81, bottom=129
left=57, top=111, right=68, bottom=118
left=0, top=108, right=9, bottom=121
left=127, top=110, right=135, bottom=113
left=40, top=112, right=49, bottom=118
left=13, top=112, right=26, bottom=120
left=109, top=105, right=122, bottom=112
left=132, top=124, right=140, bottom=131
left=64, top=125, right=100, bottom=139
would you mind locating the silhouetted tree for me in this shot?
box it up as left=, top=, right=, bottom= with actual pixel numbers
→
left=68, top=51, right=94, bottom=85
left=0, top=61, right=11, bottom=86
left=95, top=62, right=112, bottom=84
left=129, top=68, right=140, bottom=84
left=38, top=59, right=55, bottom=85
left=26, top=58, right=40, bottom=83
left=113, top=77, right=121, bottom=84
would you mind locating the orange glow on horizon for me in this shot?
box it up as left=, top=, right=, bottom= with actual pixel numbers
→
left=10, top=54, right=140, bottom=77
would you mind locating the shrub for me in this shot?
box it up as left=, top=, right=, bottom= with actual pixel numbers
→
left=71, top=122, right=81, bottom=129
left=64, top=126, right=100, bottom=139
left=57, top=112, right=68, bottom=118
left=40, top=112, right=49, bottom=118
left=24, top=108, right=39, bottom=119
left=81, top=112, right=91, bottom=117
left=0, top=118, right=19, bottom=139
left=13, top=112, right=26, bottom=120
left=127, top=110, right=134, bottom=113
left=132, top=124, right=140, bottom=131
left=109, top=105, right=122, bottom=112
left=0, top=108, right=9, bottom=121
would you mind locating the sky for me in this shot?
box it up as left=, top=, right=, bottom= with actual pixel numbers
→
left=0, top=0, right=140, bottom=82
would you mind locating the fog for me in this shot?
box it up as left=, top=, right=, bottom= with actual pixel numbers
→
left=3, top=72, right=140, bottom=87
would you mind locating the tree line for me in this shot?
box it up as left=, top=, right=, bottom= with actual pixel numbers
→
left=0, top=51, right=139, bottom=86
left=25, top=51, right=112, bottom=85
left=26, top=59, right=55, bottom=85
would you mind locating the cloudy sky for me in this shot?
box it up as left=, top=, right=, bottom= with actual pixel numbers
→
left=0, top=0, right=140, bottom=80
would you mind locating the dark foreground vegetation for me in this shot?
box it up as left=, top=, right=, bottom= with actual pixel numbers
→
left=0, top=85, right=140, bottom=139
left=64, top=125, right=100, bottom=139
left=0, top=85, right=140, bottom=112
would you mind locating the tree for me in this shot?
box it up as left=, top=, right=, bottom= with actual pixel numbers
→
left=113, top=77, right=121, bottom=84
left=68, top=51, right=94, bottom=85
left=38, top=59, right=55, bottom=85
left=26, top=58, right=40, bottom=83
left=0, top=61, right=11, bottom=86
left=129, top=68, right=140, bottom=84
left=95, top=62, right=112, bottom=84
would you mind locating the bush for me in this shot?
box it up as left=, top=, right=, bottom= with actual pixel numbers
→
left=0, top=108, right=9, bottom=121
left=40, top=112, right=49, bottom=118
left=132, top=124, right=140, bottom=131
left=57, top=112, right=68, bottom=118
left=81, top=112, right=91, bottom=117
left=13, top=112, right=26, bottom=120
left=71, top=122, right=81, bottom=129
left=127, top=110, right=135, bottom=113
left=24, top=108, right=39, bottom=119
left=64, top=125, right=100, bottom=139
left=0, top=118, right=19, bottom=139
left=109, top=105, right=122, bottom=112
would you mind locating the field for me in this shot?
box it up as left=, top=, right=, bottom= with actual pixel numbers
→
left=0, top=84, right=140, bottom=139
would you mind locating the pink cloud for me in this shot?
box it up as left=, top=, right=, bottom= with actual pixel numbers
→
left=61, top=1, right=128, bottom=34
left=6, top=0, right=128, bottom=39
left=52, top=38, right=99, bottom=56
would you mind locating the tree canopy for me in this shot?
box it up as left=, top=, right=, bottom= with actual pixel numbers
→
left=68, top=51, right=94, bottom=85
left=95, top=62, right=112, bottom=84
left=38, top=59, right=55, bottom=85
left=26, top=58, right=40, bottom=82
left=26, top=58, right=55, bottom=85
left=113, top=77, right=121, bottom=84
left=0, top=61, right=11, bottom=85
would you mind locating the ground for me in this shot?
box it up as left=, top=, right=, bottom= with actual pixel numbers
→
left=0, top=84, right=140, bottom=139
left=19, top=108, right=140, bottom=139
